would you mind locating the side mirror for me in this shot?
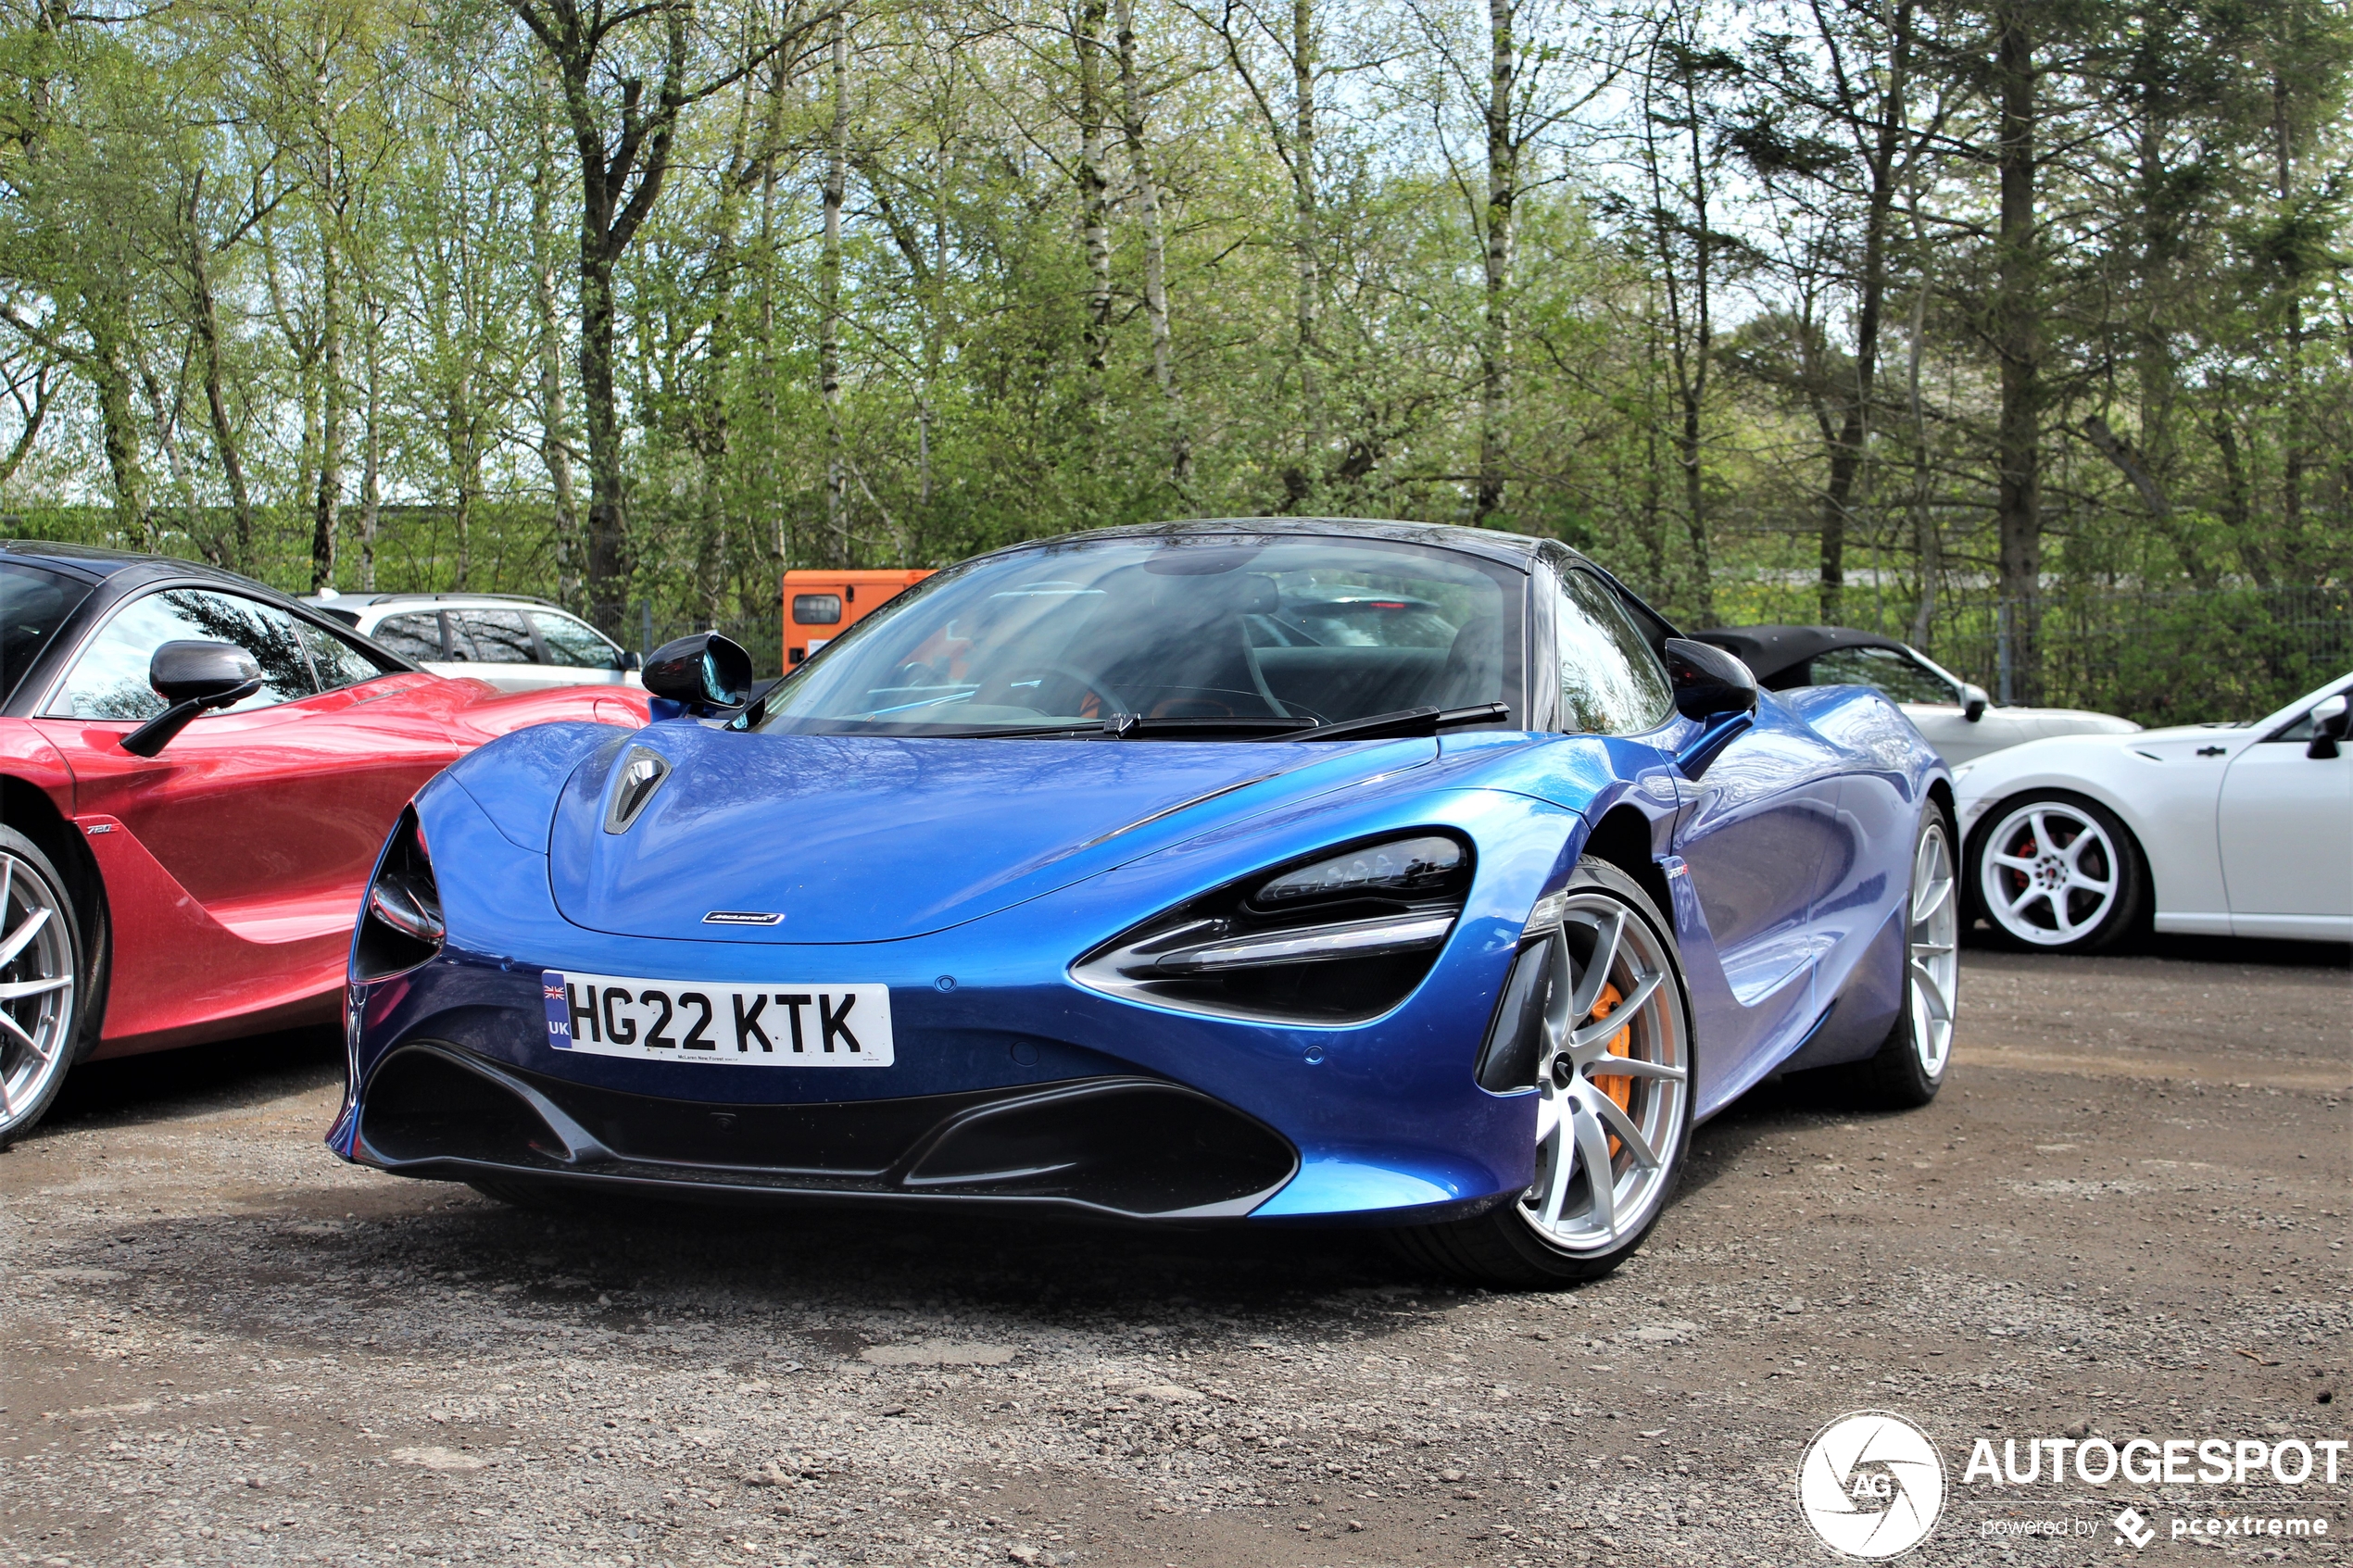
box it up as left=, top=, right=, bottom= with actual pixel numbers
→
left=1960, top=683, right=1990, bottom=722
left=122, top=640, right=263, bottom=758
left=621, top=649, right=643, bottom=672
left=2309, top=693, right=2349, bottom=759
left=642, top=632, right=753, bottom=718
left=1662, top=637, right=1760, bottom=721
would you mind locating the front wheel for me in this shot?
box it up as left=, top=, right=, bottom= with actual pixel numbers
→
left=1968, top=793, right=2146, bottom=953
left=0, top=827, right=87, bottom=1150
left=1392, top=858, right=1692, bottom=1288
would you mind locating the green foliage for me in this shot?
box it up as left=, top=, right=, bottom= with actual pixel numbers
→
left=0, top=0, right=2347, bottom=724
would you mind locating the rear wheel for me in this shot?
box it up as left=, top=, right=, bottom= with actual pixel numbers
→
left=1969, top=793, right=2146, bottom=953
left=0, top=827, right=86, bottom=1150
left=1393, top=858, right=1692, bottom=1287
left=1843, top=803, right=1959, bottom=1108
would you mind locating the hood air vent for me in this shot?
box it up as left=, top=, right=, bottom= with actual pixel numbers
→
left=603, top=746, right=670, bottom=834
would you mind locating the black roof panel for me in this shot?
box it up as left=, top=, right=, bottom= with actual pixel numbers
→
left=1689, top=623, right=1914, bottom=682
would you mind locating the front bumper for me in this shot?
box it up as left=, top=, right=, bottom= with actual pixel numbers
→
left=330, top=771, right=1586, bottom=1223
left=350, top=1042, right=1297, bottom=1220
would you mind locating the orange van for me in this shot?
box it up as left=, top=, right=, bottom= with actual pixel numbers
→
left=782, top=569, right=935, bottom=667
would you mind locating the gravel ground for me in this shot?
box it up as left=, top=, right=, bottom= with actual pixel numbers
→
left=3, top=940, right=2346, bottom=1568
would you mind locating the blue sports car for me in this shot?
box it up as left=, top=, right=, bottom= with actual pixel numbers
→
left=329, top=521, right=1957, bottom=1286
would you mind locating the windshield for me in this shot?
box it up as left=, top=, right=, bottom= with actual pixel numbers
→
left=0, top=562, right=94, bottom=708
left=757, top=535, right=1523, bottom=736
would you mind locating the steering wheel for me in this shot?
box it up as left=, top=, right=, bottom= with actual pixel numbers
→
left=972, top=663, right=1130, bottom=720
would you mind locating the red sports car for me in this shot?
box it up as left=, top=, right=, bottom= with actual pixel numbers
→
left=0, top=541, right=647, bottom=1145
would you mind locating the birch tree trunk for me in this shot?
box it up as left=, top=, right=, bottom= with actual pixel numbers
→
left=1291, top=0, right=1320, bottom=483
left=359, top=294, right=382, bottom=592
left=311, top=228, right=346, bottom=592
left=1476, top=0, right=1516, bottom=526
left=1114, top=0, right=1186, bottom=484
left=1076, top=0, right=1114, bottom=392
left=820, top=10, right=849, bottom=562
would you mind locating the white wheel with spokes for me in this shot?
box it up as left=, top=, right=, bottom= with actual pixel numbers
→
left=1517, top=892, right=1691, bottom=1257
left=0, top=834, right=82, bottom=1148
left=1972, top=794, right=2145, bottom=953
left=1906, top=820, right=1958, bottom=1079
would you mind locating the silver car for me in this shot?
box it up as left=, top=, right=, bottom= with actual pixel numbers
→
left=1693, top=624, right=2139, bottom=766
left=306, top=592, right=642, bottom=694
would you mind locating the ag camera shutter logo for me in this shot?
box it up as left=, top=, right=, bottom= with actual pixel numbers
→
left=1797, top=1410, right=1947, bottom=1558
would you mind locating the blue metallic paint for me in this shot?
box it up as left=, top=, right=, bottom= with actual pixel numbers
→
left=331, top=597, right=1948, bottom=1225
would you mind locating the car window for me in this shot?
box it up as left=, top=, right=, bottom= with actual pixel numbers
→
left=2271, top=684, right=2353, bottom=741
left=371, top=612, right=445, bottom=661
left=530, top=610, right=621, bottom=670
left=56, top=588, right=317, bottom=720
left=452, top=609, right=536, bottom=664
left=0, top=562, right=94, bottom=708
left=1555, top=569, right=1672, bottom=735
left=296, top=618, right=398, bottom=691
left=758, top=536, right=1521, bottom=733
left=1811, top=646, right=1959, bottom=706
left=793, top=594, right=844, bottom=626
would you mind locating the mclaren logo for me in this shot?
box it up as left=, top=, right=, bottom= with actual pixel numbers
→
left=1797, top=1410, right=1947, bottom=1558
left=702, top=910, right=784, bottom=926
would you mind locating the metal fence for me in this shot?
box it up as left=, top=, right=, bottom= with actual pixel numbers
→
left=637, top=613, right=789, bottom=678
left=1914, top=586, right=2353, bottom=727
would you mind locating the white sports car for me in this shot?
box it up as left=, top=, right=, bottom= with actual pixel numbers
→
left=1951, top=672, right=2353, bottom=950
left=1692, top=625, right=2140, bottom=765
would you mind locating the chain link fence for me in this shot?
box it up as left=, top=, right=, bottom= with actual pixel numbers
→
left=1913, top=586, right=2353, bottom=727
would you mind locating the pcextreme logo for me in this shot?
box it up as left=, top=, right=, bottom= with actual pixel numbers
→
left=1797, top=1410, right=1948, bottom=1559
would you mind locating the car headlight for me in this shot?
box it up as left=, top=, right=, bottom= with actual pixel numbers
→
left=355, top=808, right=445, bottom=982
left=1070, top=833, right=1472, bottom=1024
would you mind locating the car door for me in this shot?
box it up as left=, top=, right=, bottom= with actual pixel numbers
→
left=2216, top=684, right=2353, bottom=937
left=447, top=608, right=548, bottom=692
left=30, top=587, right=464, bottom=1039
left=368, top=609, right=450, bottom=667
left=527, top=608, right=635, bottom=688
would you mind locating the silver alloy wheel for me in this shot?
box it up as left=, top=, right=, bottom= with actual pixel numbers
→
left=1516, top=895, right=1689, bottom=1257
left=1979, top=800, right=2120, bottom=946
left=1908, top=822, right=1959, bottom=1076
left=0, top=851, right=76, bottom=1137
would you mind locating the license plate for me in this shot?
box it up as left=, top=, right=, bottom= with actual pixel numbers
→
left=541, top=971, right=894, bottom=1066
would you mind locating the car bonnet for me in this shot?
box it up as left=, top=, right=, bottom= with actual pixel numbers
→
left=546, top=723, right=1441, bottom=944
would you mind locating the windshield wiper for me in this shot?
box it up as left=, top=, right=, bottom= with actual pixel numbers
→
left=1100, top=714, right=1313, bottom=739
left=1282, top=702, right=1512, bottom=743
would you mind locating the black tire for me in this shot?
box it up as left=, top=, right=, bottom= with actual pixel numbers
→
left=1843, top=800, right=1959, bottom=1110
left=0, top=825, right=89, bottom=1150
left=1390, top=857, right=1693, bottom=1288
left=1965, top=790, right=2148, bottom=954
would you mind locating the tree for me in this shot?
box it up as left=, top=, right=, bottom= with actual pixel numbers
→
left=505, top=0, right=841, bottom=630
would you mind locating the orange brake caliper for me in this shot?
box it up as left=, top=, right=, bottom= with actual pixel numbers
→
left=1589, top=982, right=1635, bottom=1157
